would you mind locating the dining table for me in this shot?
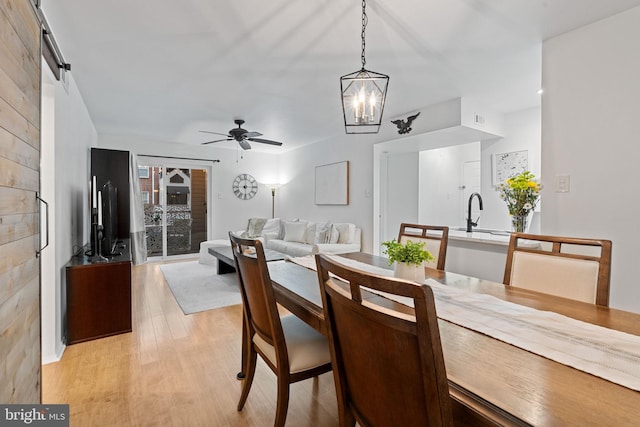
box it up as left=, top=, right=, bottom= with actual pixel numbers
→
left=264, top=252, right=640, bottom=427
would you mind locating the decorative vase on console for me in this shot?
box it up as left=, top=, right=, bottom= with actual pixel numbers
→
left=497, top=171, right=543, bottom=233
left=381, top=239, right=433, bottom=282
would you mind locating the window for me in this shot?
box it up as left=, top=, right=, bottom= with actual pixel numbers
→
left=138, top=166, right=150, bottom=179
left=141, top=191, right=150, bottom=204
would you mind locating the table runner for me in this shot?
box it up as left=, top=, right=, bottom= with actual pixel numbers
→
left=287, top=255, right=640, bottom=392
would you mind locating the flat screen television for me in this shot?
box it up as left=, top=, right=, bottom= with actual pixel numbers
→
left=101, top=181, right=120, bottom=256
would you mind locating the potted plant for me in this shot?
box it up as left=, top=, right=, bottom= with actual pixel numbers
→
left=381, top=239, right=433, bottom=282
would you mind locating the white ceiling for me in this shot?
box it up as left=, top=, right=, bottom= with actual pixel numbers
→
left=41, top=0, right=640, bottom=152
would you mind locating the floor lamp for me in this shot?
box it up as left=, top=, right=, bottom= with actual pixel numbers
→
left=266, top=184, right=280, bottom=218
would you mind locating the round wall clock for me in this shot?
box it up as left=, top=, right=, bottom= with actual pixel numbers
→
left=233, top=173, right=258, bottom=200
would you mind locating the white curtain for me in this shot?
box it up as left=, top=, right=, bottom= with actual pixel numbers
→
left=129, top=153, right=147, bottom=264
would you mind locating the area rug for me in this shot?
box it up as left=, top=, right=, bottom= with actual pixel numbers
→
left=160, top=261, right=242, bottom=315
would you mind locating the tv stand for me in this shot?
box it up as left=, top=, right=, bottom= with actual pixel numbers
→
left=65, top=239, right=132, bottom=344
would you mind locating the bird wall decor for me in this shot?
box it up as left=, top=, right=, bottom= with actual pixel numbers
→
left=391, top=112, right=420, bottom=135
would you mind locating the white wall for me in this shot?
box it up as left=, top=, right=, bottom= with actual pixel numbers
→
left=42, top=70, right=97, bottom=363
left=278, top=134, right=377, bottom=252
left=383, top=152, right=419, bottom=245
left=542, top=6, right=640, bottom=312
left=480, top=107, right=542, bottom=232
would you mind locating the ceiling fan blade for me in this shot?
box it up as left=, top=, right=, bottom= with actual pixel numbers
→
left=248, top=137, right=283, bottom=146
left=242, top=131, right=262, bottom=138
left=199, top=130, right=231, bottom=137
left=201, top=138, right=232, bottom=145
left=238, top=140, right=252, bottom=150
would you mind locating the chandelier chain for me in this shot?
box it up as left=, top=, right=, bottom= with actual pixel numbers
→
left=361, top=0, right=367, bottom=69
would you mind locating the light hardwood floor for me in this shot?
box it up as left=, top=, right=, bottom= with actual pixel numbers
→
left=42, top=261, right=339, bottom=426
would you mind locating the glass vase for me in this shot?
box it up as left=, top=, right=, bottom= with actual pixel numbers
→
left=511, top=214, right=529, bottom=233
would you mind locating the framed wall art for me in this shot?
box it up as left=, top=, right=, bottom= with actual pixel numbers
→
left=315, top=161, right=349, bottom=205
left=492, top=150, right=528, bottom=186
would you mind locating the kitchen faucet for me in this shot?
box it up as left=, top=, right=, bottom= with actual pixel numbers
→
left=466, top=192, right=484, bottom=232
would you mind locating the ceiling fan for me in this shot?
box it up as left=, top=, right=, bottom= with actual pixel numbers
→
left=200, top=119, right=283, bottom=150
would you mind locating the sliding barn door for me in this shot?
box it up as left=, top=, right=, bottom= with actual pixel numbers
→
left=0, top=0, right=42, bottom=403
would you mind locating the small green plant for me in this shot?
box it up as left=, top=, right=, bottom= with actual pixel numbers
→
left=381, top=239, right=433, bottom=266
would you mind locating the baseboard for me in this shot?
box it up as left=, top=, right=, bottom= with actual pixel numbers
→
left=42, top=343, right=66, bottom=365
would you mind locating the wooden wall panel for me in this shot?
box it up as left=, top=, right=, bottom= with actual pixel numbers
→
left=0, top=96, right=39, bottom=148
left=0, top=213, right=37, bottom=246
left=0, top=0, right=41, bottom=59
left=0, top=0, right=41, bottom=404
left=0, top=155, right=39, bottom=189
left=0, top=126, right=39, bottom=169
left=0, top=0, right=40, bottom=113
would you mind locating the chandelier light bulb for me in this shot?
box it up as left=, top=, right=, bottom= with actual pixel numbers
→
left=369, top=91, right=376, bottom=118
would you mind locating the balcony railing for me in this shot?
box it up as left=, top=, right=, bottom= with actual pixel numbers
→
left=144, top=205, right=194, bottom=256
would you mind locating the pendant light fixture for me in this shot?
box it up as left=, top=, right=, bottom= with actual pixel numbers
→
left=340, top=0, right=389, bottom=134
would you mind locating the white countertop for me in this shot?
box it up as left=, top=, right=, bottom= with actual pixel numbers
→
left=448, top=228, right=513, bottom=246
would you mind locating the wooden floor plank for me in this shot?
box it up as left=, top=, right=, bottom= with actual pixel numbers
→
left=42, top=261, right=339, bottom=426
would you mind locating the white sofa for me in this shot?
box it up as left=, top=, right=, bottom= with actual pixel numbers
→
left=199, top=218, right=361, bottom=264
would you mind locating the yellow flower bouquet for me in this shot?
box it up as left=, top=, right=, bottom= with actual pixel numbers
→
left=497, top=171, right=542, bottom=232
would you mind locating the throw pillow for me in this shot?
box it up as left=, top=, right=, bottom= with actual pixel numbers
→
left=244, top=217, right=267, bottom=238
left=262, top=218, right=281, bottom=236
left=315, top=222, right=332, bottom=244
left=328, top=225, right=340, bottom=244
left=333, top=223, right=356, bottom=244
left=305, top=222, right=317, bottom=245
left=283, top=221, right=308, bottom=243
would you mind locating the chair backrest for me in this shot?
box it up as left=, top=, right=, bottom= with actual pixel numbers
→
left=315, top=254, right=453, bottom=427
left=504, top=232, right=612, bottom=306
left=398, top=223, right=449, bottom=270
left=229, top=232, right=287, bottom=361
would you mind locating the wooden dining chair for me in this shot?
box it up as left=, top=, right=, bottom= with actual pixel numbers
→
left=229, top=233, right=332, bottom=427
left=315, top=253, right=453, bottom=427
left=503, top=232, right=612, bottom=306
left=398, top=223, right=449, bottom=270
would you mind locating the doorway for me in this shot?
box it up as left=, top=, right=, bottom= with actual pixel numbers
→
left=137, top=157, right=210, bottom=259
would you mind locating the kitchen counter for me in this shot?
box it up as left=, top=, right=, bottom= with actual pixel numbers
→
left=448, top=228, right=512, bottom=246
left=445, top=227, right=515, bottom=283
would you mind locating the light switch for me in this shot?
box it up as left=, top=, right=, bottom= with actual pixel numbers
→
left=555, top=175, right=570, bottom=193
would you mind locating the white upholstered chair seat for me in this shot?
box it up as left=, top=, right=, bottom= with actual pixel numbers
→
left=253, top=315, right=331, bottom=374
left=510, top=251, right=600, bottom=304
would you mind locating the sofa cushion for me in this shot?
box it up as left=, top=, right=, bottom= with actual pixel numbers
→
left=329, top=225, right=340, bottom=244
left=316, top=222, right=338, bottom=244
left=262, top=218, right=281, bottom=236
left=314, top=222, right=329, bottom=243
left=305, top=222, right=317, bottom=244
left=244, top=217, right=267, bottom=238
left=334, top=223, right=356, bottom=244
left=266, top=239, right=289, bottom=253
left=267, top=239, right=314, bottom=257
left=283, top=221, right=308, bottom=243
